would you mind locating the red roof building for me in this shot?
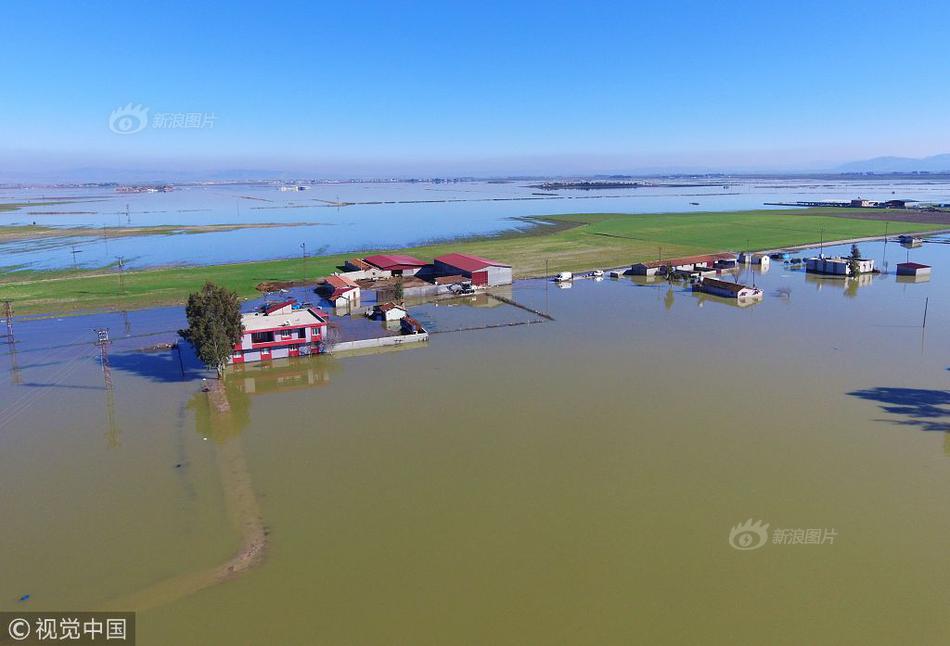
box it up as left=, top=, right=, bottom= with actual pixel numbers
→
left=363, top=254, right=427, bottom=272
left=434, top=252, right=511, bottom=272
left=324, top=274, right=360, bottom=300
left=433, top=253, right=512, bottom=286
left=232, top=306, right=328, bottom=364
left=264, top=299, right=296, bottom=315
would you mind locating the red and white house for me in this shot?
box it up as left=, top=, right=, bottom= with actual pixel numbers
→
left=323, top=274, right=361, bottom=308
left=230, top=301, right=328, bottom=365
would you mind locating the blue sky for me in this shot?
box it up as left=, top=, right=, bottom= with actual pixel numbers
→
left=1, top=1, right=949, bottom=178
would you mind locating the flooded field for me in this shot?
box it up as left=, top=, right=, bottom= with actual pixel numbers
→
left=1, top=239, right=949, bottom=644
left=4, top=178, right=950, bottom=270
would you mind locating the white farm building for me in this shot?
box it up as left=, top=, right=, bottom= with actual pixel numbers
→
left=805, top=256, right=875, bottom=276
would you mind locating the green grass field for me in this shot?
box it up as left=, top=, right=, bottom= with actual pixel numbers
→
left=0, top=200, right=77, bottom=213
left=1, top=208, right=944, bottom=316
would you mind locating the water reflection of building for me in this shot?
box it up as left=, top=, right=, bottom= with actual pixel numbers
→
left=896, top=274, right=931, bottom=285
left=691, top=291, right=760, bottom=309
left=192, top=359, right=335, bottom=442
left=805, top=272, right=874, bottom=292
left=433, top=284, right=514, bottom=308
left=231, top=358, right=332, bottom=396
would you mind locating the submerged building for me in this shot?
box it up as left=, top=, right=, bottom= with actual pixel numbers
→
left=230, top=301, right=328, bottom=365
left=630, top=253, right=737, bottom=276
left=805, top=256, right=875, bottom=276
left=371, top=302, right=408, bottom=321
left=896, top=262, right=932, bottom=277
left=692, top=277, right=763, bottom=301
left=737, top=252, right=770, bottom=267
left=361, top=254, right=428, bottom=277
left=321, top=274, right=361, bottom=308
left=433, top=252, right=512, bottom=286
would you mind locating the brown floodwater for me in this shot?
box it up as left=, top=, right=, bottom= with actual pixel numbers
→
left=2, top=239, right=949, bottom=644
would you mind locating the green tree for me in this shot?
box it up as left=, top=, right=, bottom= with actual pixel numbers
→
left=847, top=244, right=863, bottom=276
left=179, top=282, right=243, bottom=378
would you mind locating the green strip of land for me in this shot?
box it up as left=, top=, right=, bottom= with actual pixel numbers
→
left=1, top=208, right=945, bottom=316
left=0, top=200, right=78, bottom=213
left=0, top=222, right=318, bottom=244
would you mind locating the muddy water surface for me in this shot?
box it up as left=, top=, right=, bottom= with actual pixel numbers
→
left=2, top=239, right=949, bottom=644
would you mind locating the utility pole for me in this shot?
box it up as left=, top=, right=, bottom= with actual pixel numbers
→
left=95, top=328, right=119, bottom=447
left=2, top=300, right=12, bottom=339
left=882, top=221, right=888, bottom=270
left=6, top=331, right=20, bottom=385
left=545, top=258, right=550, bottom=316
left=301, top=242, right=307, bottom=278
left=95, top=328, right=112, bottom=388
left=126, top=203, right=131, bottom=224
left=115, top=256, right=125, bottom=294
left=4, top=300, right=19, bottom=385
left=70, top=245, right=82, bottom=268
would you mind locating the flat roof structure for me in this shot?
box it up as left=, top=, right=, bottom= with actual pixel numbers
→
left=241, top=307, right=326, bottom=333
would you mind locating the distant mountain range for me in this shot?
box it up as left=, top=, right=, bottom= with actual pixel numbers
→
left=835, top=154, right=950, bottom=173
